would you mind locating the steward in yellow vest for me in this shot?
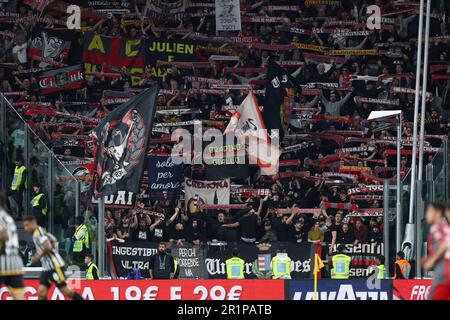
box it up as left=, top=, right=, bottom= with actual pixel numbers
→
left=331, top=245, right=351, bottom=279
left=8, top=157, right=26, bottom=218
left=84, top=254, right=99, bottom=280
left=271, top=246, right=292, bottom=279
left=72, top=216, right=90, bottom=264
left=31, top=183, right=47, bottom=227
left=225, top=248, right=245, bottom=279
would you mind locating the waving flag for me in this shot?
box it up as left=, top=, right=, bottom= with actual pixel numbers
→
left=92, top=85, right=159, bottom=198
left=225, top=92, right=280, bottom=175
left=263, top=59, right=300, bottom=141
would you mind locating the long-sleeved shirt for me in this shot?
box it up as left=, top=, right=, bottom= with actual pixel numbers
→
left=320, top=91, right=352, bottom=116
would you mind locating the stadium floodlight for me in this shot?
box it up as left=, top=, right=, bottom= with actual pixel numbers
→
left=367, top=110, right=403, bottom=263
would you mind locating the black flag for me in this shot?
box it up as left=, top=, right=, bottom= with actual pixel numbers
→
left=263, top=59, right=300, bottom=141
left=92, top=85, right=159, bottom=198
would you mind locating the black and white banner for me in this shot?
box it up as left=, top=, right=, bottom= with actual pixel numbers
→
left=148, top=155, right=183, bottom=200
left=108, top=242, right=206, bottom=279
left=205, top=242, right=316, bottom=279
left=215, top=0, right=242, bottom=32
left=170, top=244, right=207, bottom=279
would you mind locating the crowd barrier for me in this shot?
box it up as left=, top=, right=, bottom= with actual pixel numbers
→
left=0, top=279, right=432, bottom=300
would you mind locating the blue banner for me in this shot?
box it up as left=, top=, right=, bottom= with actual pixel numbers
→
left=148, top=155, right=183, bottom=200
left=287, top=280, right=392, bottom=300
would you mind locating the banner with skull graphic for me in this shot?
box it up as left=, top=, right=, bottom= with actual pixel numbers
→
left=28, top=27, right=73, bottom=68
left=92, top=85, right=159, bottom=198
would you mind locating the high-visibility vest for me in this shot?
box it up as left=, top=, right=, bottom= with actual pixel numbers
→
left=86, top=262, right=98, bottom=280
left=376, top=264, right=386, bottom=279
left=271, top=256, right=292, bottom=279
left=331, top=254, right=351, bottom=279
left=174, top=258, right=179, bottom=275
left=394, top=259, right=411, bottom=279
left=11, top=165, right=26, bottom=190
left=31, top=193, right=47, bottom=216
left=73, top=224, right=90, bottom=253
left=225, top=257, right=245, bottom=279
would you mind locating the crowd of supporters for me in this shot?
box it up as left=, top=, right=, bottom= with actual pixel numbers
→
left=0, top=0, right=449, bottom=261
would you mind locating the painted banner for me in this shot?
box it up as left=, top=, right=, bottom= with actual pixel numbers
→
left=215, top=0, right=242, bottom=32
left=169, top=243, right=207, bottom=279
left=148, top=155, right=183, bottom=200
left=392, top=279, right=432, bottom=300
left=82, top=0, right=132, bottom=11
left=144, top=0, right=188, bottom=22
left=205, top=242, right=315, bottom=279
left=29, top=28, right=73, bottom=67
left=184, top=178, right=230, bottom=213
left=38, top=65, right=85, bottom=94
left=0, top=280, right=284, bottom=300
left=83, top=33, right=199, bottom=82
left=83, top=32, right=146, bottom=86
left=287, top=280, right=392, bottom=300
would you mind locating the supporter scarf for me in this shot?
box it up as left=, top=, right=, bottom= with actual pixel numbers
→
left=392, top=86, right=432, bottom=97
left=305, top=0, right=341, bottom=5
left=347, top=209, right=384, bottom=217
left=303, top=53, right=346, bottom=65
left=430, top=65, right=449, bottom=73
left=211, top=84, right=253, bottom=90
left=293, top=43, right=328, bottom=52
left=354, top=96, right=400, bottom=105
left=263, top=5, right=300, bottom=11
left=279, top=26, right=312, bottom=36
left=304, top=157, right=341, bottom=170
left=241, top=16, right=289, bottom=23
left=322, top=172, right=358, bottom=181
left=155, top=120, right=201, bottom=127
left=329, top=49, right=378, bottom=56
left=322, top=130, right=365, bottom=137
left=211, top=36, right=259, bottom=44
left=314, top=114, right=353, bottom=123
left=12, top=67, right=50, bottom=75
left=350, top=195, right=384, bottom=201
left=378, top=73, right=416, bottom=80
left=307, top=132, right=345, bottom=146
left=232, top=188, right=271, bottom=197
left=339, top=166, right=371, bottom=174
left=3, top=91, right=27, bottom=96
left=332, top=31, right=370, bottom=38
left=347, top=185, right=384, bottom=195
left=208, top=55, right=240, bottom=62
left=321, top=201, right=358, bottom=211
left=31, top=56, right=67, bottom=68
left=251, top=43, right=297, bottom=51
left=274, top=208, right=322, bottom=215
left=271, top=171, right=311, bottom=180
left=432, top=75, right=450, bottom=82
left=198, top=204, right=249, bottom=210
left=277, top=61, right=305, bottom=67
left=337, top=146, right=369, bottom=154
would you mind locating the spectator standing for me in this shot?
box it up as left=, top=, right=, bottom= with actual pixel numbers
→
left=149, top=242, right=175, bottom=280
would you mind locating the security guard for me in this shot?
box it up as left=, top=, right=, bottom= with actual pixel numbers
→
left=30, top=183, right=47, bottom=228
left=225, top=248, right=245, bottom=279
left=372, top=255, right=387, bottom=279
left=331, top=245, right=351, bottom=279
left=394, top=251, right=411, bottom=279
left=271, top=245, right=292, bottom=279
left=72, top=216, right=90, bottom=265
left=166, top=248, right=180, bottom=279
left=84, top=254, right=99, bottom=280
left=8, top=157, right=27, bottom=218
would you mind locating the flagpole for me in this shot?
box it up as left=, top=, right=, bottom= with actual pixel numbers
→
left=98, top=196, right=105, bottom=278
left=314, top=255, right=318, bottom=301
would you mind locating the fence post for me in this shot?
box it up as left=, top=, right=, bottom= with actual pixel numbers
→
left=47, top=153, right=54, bottom=233
left=98, top=197, right=105, bottom=278
left=383, top=180, right=390, bottom=276
left=444, top=138, right=448, bottom=202
left=0, top=97, right=6, bottom=191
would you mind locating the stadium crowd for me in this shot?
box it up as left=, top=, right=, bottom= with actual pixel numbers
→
left=0, top=0, right=449, bottom=263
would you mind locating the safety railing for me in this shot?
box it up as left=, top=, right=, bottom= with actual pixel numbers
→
left=0, top=93, right=97, bottom=264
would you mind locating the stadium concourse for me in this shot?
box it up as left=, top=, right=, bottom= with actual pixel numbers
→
left=0, top=0, right=449, bottom=301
